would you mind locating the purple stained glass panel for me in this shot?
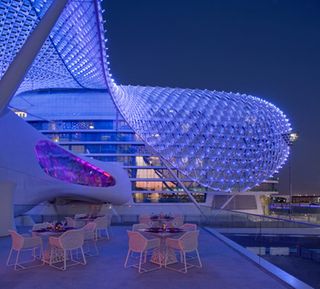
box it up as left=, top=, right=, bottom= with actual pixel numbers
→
left=35, top=140, right=115, bottom=187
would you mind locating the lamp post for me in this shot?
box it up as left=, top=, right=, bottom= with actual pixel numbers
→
left=288, top=132, right=299, bottom=219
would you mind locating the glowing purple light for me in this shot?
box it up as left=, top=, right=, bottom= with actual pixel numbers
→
left=35, top=140, right=115, bottom=187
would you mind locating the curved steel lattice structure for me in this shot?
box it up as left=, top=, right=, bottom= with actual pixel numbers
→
left=0, top=0, right=292, bottom=192
left=0, top=0, right=108, bottom=94
left=111, top=85, right=291, bottom=192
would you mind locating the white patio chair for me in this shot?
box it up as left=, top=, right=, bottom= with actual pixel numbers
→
left=48, top=229, right=86, bottom=270
left=94, top=215, right=111, bottom=240
left=73, top=214, right=88, bottom=227
left=83, top=222, right=99, bottom=256
left=177, top=224, right=198, bottom=261
left=74, top=213, right=87, bottom=219
left=65, top=216, right=77, bottom=228
left=165, top=230, right=202, bottom=273
left=179, top=223, right=197, bottom=231
left=132, top=223, right=149, bottom=231
left=7, top=230, right=44, bottom=270
left=131, top=224, right=154, bottom=259
left=139, top=215, right=151, bottom=225
left=172, top=215, right=184, bottom=227
left=124, top=231, right=161, bottom=273
left=32, top=222, right=51, bottom=231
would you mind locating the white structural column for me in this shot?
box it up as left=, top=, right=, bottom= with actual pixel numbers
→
left=0, top=182, right=16, bottom=236
left=0, top=0, right=68, bottom=115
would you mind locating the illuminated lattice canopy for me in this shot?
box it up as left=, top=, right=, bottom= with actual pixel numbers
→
left=0, top=0, right=108, bottom=94
left=0, top=0, right=292, bottom=192
left=110, top=85, right=291, bottom=192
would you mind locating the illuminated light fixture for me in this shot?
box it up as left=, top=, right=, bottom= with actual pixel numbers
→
left=14, top=111, right=28, bottom=118
left=289, top=132, right=299, bottom=144
left=282, top=132, right=299, bottom=146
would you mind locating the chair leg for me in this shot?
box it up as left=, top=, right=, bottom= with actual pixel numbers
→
left=105, top=228, right=110, bottom=240
left=14, top=250, right=20, bottom=270
left=34, top=246, right=41, bottom=261
left=7, top=246, right=45, bottom=270
left=196, top=249, right=202, bottom=268
left=49, top=247, right=54, bottom=266
left=95, top=229, right=100, bottom=240
left=124, top=249, right=131, bottom=268
left=76, top=248, right=80, bottom=260
left=138, top=252, right=143, bottom=273
left=63, top=250, right=67, bottom=270
left=32, top=248, right=36, bottom=260
left=183, top=252, right=187, bottom=273
left=80, top=247, right=87, bottom=265
left=164, top=247, right=168, bottom=268
left=6, top=248, right=13, bottom=266
left=93, top=241, right=99, bottom=256
left=144, top=251, right=147, bottom=263
left=39, top=245, right=44, bottom=265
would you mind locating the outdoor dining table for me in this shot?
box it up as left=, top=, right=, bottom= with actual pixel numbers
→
left=32, top=227, right=73, bottom=237
left=140, top=227, right=185, bottom=266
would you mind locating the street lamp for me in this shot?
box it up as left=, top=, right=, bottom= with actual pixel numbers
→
left=288, top=132, right=299, bottom=144
left=287, top=132, right=299, bottom=218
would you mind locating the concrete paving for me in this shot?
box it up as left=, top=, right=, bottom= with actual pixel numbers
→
left=0, top=226, right=291, bottom=289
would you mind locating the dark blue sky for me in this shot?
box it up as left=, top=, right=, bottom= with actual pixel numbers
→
left=103, top=0, right=320, bottom=194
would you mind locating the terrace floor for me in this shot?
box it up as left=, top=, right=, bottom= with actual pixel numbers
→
left=0, top=226, right=291, bottom=289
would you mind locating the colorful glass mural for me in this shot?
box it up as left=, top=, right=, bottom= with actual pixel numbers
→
left=35, top=140, right=115, bottom=187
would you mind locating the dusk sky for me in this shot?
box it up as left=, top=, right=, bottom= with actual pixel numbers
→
left=103, top=0, right=320, bottom=194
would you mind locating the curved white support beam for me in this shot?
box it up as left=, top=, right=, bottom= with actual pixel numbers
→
left=0, top=0, right=68, bottom=115
left=0, top=111, right=131, bottom=216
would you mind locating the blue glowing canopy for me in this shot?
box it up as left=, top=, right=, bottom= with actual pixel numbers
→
left=0, top=0, right=292, bottom=192
left=0, top=0, right=109, bottom=94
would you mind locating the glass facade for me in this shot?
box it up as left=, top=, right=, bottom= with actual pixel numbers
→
left=132, top=192, right=207, bottom=203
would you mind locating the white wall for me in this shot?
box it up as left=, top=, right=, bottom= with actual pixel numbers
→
left=0, top=181, right=16, bottom=236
